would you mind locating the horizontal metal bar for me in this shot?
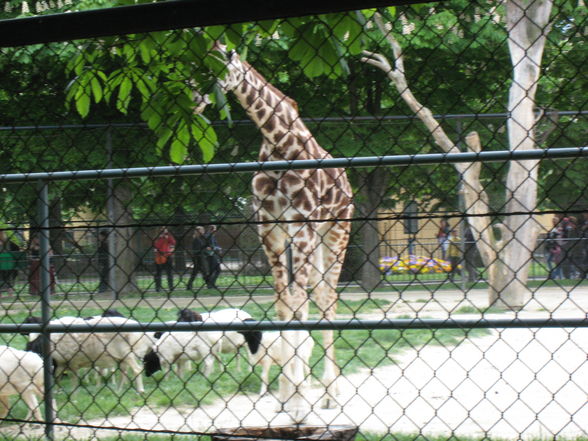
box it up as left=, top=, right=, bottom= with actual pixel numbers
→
left=0, top=0, right=428, bottom=48
left=1, top=110, right=586, bottom=132
left=0, top=147, right=586, bottom=184
left=4, top=317, right=588, bottom=335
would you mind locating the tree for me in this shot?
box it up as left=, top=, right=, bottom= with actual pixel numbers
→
left=362, top=0, right=555, bottom=308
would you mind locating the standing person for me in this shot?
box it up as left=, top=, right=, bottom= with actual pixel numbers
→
left=566, top=216, right=583, bottom=279
left=545, top=216, right=564, bottom=280
left=437, top=217, right=450, bottom=260
left=560, top=216, right=577, bottom=279
left=463, top=227, right=480, bottom=283
left=186, top=226, right=208, bottom=291
left=97, top=230, right=110, bottom=293
left=0, top=231, right=17, bottom=297
left=578, top=212, right=588, bottom=279
left=28, top=235, right=56, bottom=296
left=204, top=225, right=221, bottom=289
left=446, top=230, right=462, bottom=282
left=153, top=227, right=176, bottom=292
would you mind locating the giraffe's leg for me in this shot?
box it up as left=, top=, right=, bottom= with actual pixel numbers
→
left=311, top=221, right=351, bottom=409
left=278, top=223, right=318, bottom=422
left=259, top=221, right=289, bottom=320
left=259, top=221, right=305, bottom=416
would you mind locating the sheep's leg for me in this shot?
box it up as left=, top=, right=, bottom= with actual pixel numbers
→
left=0, top=395, right=9, bottom=419
left=178, top=359, right=192, bottom=378
left=235, top=348, right=241, bottom=371
left=259, top=359, right=271, bottom=396
left=202, top=357, right=214, bottom=377
left=62, top=366, right=80, bottom=393
left=22, top=391, right=42, bottom=422
left=121, top=356, right=144, bottom=395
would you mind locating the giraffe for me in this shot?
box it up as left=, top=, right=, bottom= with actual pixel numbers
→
left=196, top=49, right=354, bottom=419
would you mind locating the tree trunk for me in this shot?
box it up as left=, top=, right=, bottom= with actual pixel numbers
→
left=111, top=179, right=137, bottom=296
left=357, top=167, right=390, bottom=292
left=489, top=0, right=553, bottom=309
left=362, top=5, right=553, bottom=309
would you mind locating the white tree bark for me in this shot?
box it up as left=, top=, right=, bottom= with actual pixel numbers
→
left=363, top=1, right=553, bottom=309
left=493, top=0, right=553, bottom=308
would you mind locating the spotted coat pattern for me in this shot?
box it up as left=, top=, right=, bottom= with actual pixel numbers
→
left=204, top=51, right=354, bottom=413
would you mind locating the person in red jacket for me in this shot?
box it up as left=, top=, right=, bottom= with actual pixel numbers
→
left=153, top=227, right=176, bottom=292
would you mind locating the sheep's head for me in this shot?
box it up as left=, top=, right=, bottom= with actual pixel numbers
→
left=20, top=316, right=42, bottom=336
left=102, top=309, right=125, bottom=318
left=238, top=318, right=262, bottom=354
left=177, top=309, right=203, bottom=322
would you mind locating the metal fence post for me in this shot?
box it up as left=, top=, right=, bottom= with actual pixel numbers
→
left=37, top=179, right=54, bottom=441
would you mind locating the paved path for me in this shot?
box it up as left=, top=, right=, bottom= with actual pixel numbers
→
left=3, top=284, right=588, bottom=440
left=5, top=283, right=588, bottom=318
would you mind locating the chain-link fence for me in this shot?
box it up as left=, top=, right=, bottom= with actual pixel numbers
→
left=1, top=0, right=587, bottom=440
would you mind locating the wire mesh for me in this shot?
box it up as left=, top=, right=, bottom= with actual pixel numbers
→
left=0, top=0, right=587, bottom=440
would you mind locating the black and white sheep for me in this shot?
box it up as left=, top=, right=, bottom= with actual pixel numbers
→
left=194, top=308, right=262, bottom=369
left=0, top=345, right=45, bottom=421
left=144, top=308, right=261, bottom=378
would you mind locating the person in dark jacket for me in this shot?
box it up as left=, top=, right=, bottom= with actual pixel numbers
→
left=186, top=226, right=208, bottom=291
left=97, top=230, right=110, bottom=293
left=463, top=227, right=480, bottom=282
left=204, top=225, right=221, bottom=289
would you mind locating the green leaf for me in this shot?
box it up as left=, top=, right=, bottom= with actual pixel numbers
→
left=116, top=76, right=133, bottom=114
left=156, top=125, right=174, bottom=151
left=90, top=76, right=103, bottom=103
left=192, top=114, right=217, bottom=162
left=225, top=24, right=243, bottom=50
left=76, top=92, right=91, bottom=118
left=139, top=41, right=152, bottom=64
left=105, top=70, right=124, bottom=103
left=170, top=122, right=190, bottom=163
left=204, top=54, right=228, bottom=79
left=170, top=138, right=188, bottom=164
left=206, top=25, right=226, bottom=41
left=213, top=83, right=232, bottom=125
left=257, top=19, right=280, bottom=37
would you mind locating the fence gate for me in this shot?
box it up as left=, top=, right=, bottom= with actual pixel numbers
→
left=0, top=1, right=587, bottom=441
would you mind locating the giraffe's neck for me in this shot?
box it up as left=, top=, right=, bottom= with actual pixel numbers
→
left=227, top=59, right=314, bottom=161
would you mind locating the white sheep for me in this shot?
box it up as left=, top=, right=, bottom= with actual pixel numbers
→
left=27, top=316, right=146, bottom=394
left=0, top=345, right=45, bottom=422
left=247, top=330, right=314, bottom=396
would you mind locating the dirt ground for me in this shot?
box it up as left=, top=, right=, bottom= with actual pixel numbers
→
left=3, top=285, right=588, bottom=440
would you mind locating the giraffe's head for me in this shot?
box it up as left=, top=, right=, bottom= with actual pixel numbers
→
left=216, top=48, right=248, bottom=93
left=192, top=45, right=245, bottom=116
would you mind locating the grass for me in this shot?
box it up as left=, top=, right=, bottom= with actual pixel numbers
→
left=453, top=305, right=506, bottom=314
left=4, top=265, right=587, bottom=305
left=0, top=300, right=489, bottom=426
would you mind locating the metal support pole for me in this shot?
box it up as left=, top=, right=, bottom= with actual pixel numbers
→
left=37, top=180, right=54, bottom=441
left=106, top=128, right=118, bottom=300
